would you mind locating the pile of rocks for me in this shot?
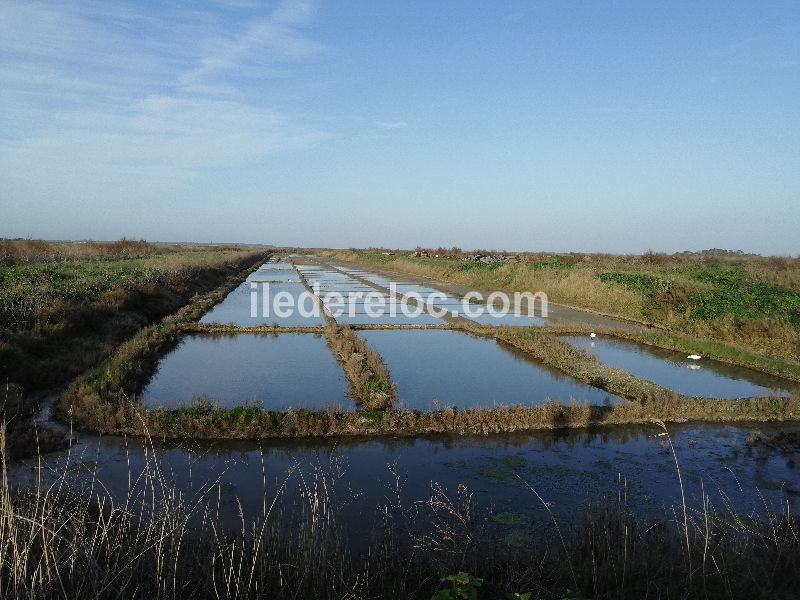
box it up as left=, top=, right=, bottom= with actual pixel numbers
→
left=462, top=254, right=519, bottom=264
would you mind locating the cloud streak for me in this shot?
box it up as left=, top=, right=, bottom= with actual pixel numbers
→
left=0, top=0, right=329, bottom=175
left=375, top=120, right=409, bottom=130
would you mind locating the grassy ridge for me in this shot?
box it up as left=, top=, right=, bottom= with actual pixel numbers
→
left=324, top=322, right=396, bottom=410
left=292, top=259, right=397, bottom=410
left=123, top=394, right=800, bottom=439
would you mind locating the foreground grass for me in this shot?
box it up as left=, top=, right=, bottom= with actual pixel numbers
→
left=2, top=426, right=799, bottom=599
left=322, top=250, right=800, bottom=362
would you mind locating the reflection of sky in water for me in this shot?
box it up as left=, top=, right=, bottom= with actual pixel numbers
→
left=14, top=423, right=800, bottom=543
left=141, top=333, right=353, bottom=410
left=362, top=329, right=618, bottom=409
left=565, top=335, right=797, bottom=398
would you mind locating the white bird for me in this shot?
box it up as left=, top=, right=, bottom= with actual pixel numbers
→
left=686, top=354, right=702, bottom=360
left=589, top=332, right=596, bottom=339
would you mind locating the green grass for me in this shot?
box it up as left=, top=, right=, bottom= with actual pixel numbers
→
left=327, top=250, right=800, bottom=362
left=597, top=271, right=663, bottom=296
left=504, top=530, right=533, bottom=547
left=683, top=264, right=800, bottom=324
left=491, top=512, right=524, bottom=526
left=0, top=249, right=260, bottom=333
left=596, top=264, right=800, bottom=326
left=477, top=468, right=517, bottom=481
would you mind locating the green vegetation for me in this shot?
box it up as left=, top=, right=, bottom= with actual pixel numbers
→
left=323, top=249, right=800, bottom=362
left=596, top=271, right=663, bottom=296
left=0, top=238, right=267, bottom=459
left=600, top=263, right=800, bottom=325
left=491, top=512, right=524, bottom=526
left=477, top=468, right=517, bottom=481
left=1, top=241, right=267, bottom=389
left=432, top=572, right=484, bottom=599
left=504, top=530, right=532, bottom=547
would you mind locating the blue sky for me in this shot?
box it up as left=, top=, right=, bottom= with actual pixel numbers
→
left=1, top=1, right=798, bottom=253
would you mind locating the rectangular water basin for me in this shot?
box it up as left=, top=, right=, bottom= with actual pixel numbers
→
left=201, top=282, right=325, bottom=326
left=563, top=335, right=798, bottom=398
left=140, top=333, right=354, bottom=410
left=361, top=329, right=619, bottom=410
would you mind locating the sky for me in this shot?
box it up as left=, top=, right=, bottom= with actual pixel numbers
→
left=0, top=1, right=798, bottom=254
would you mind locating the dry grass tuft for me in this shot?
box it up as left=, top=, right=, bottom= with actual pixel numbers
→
left=324, top=323, right=396, bottom=410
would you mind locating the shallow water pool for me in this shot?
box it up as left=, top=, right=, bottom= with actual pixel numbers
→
left=361, top=329, right=619, bottom=409
left=140, top=333, right=353, bottom=410
left=563, top=335, right=798, bottom=398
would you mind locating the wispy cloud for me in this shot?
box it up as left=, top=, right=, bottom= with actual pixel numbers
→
left=180, top=0, right=326, bottom=89
left=374, top=120, right=409, bottom=130
left=0, top=0, right=329, bottom=174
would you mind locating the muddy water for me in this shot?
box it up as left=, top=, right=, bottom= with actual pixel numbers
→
left=360, top=329, right=619, bottom=409
left=564, top=335, right=798, bottom=398
left=140, top=333, right=354, bottom=410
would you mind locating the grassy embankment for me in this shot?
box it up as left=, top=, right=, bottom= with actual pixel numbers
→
left=0, top=238, right=268, bottom=456
left=324, top=322, right=396, bottom=410
left=292, top=261, right=397, bottom=410
left=61, top=308, right=799, bottom=439
left=322, top=250, right=800, bottom=363
left=1, top=424, right=799, bottom=599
